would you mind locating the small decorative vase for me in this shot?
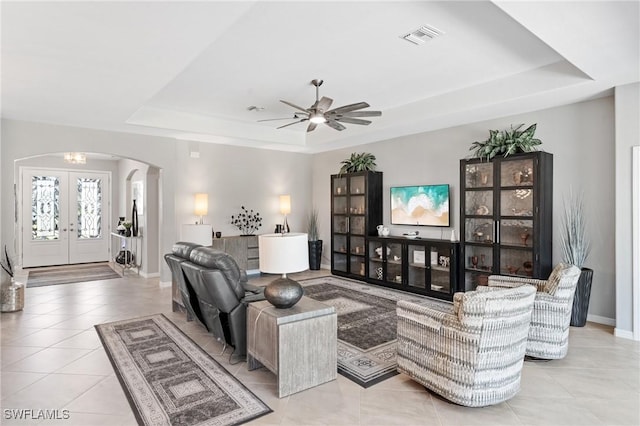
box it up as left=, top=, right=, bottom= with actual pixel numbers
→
left=132, top=200, right=139, bottom=237
left=125, top=228, right=132, bottom=237
left=264, top=277, right=303, bottom=309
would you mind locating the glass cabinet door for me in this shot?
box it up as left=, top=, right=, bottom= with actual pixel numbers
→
left=429, top=245, right=451, bottom=296
left=407, top=244, right=427, bottom=290
left=368, top=240, right=384, bottom=281
left=498, top=157, right=535, bottom=277
left=385, top=243, right=403, bottom=284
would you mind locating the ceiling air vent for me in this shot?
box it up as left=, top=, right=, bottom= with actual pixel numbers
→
left=401, top=25, right=444, bottom=45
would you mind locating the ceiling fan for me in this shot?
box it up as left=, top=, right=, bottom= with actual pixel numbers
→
left=258, top=79, right=381, bottom=132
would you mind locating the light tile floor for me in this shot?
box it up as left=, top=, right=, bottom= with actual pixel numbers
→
left=1, top=268, right=639, bottom=425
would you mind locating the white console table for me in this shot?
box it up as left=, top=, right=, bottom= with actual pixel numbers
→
left=110, top=232, right=142, bottom=275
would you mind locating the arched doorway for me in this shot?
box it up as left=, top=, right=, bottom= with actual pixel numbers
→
left=15, top=152, right=162, bottom=277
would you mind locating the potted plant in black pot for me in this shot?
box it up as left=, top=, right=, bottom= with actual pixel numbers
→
left=560, top=190, right=593, bottom=327
left=307, top=207, right=322, bottom=270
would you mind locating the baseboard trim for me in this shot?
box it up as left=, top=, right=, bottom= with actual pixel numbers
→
left=140, top=271, right=160, bottom=279
left=587, top=314, right=615, bottom=326
left=614, top=328, right=636, bottom=340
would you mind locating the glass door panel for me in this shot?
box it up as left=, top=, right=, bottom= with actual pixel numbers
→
left=350, top=236, right=365, bottom=256
left=465, top=245, right=493, bottom=273
left=500, top=189, right=533, bottom=217
left=465, top=190, right=493, bottom=216
left=368, top=240, right=384, bottom=281
left=465, top=163, right=493, bottom=189
left=499, top=248, right=533, bottom=277
left=333, top=253, right=347, bottom=272
left=349, top=194, right=365, bottom=215
left=385, top=243, right=403, bottom=284
left=465, top=218, right=494, bottom=243
left=430, top=245, right=451, bottom=294
left=500, top=158, right=534, bottom=187
left=31, top=175, right=61, bottom=241
left=76, top=177, right=102, bottom=239
left=349, top=256, right=365, bottom=277
left=350, top=175, right=365, bottom=194
left=407, top=244, right=427, bottom=290
left=350, top=216, right=365, bottom=235
left=500, top=219, right=533, bottom=247
left=333, top=235, right=347, bottom=254
left=333, top=177, right=347, bottom=195
left=333, top=196, right=347, bottom=214
left=333, top=216, right=348, bottom=234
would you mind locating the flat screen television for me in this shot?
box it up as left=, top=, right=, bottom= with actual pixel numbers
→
left=390, top=184, right=450, bottom=227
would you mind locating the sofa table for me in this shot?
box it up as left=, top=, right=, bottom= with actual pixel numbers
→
left=247, top=297, right=337, bottom=398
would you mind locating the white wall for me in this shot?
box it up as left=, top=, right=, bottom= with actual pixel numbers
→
left=312, top=96, right=617, bottom=323
left=0, top=119, right=311, bottom=283
left=615, top=82, right=640, bottom=338
left=172, top=140, right=313, bottom=240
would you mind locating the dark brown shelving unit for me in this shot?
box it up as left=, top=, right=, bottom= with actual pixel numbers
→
left=330, top=171, right=382, bottom=280
left=460, top=152, right=553, bottom=290
left=367, top=236, right=461, bottom=301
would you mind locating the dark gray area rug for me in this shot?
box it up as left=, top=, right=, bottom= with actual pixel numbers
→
left=27, top=263, right=121, bottom=287
left=95, top=314, right=271, bottom=426
left=301, top=276, right=451, bottom=388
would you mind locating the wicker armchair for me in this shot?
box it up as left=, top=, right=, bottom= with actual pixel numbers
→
left=487, top=262, right=581, bottom=359
left=396, top=285, right=537, bottom=407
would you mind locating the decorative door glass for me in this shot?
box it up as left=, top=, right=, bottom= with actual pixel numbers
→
left=429, top=245, right=451, bottom=294
left=500, top=158, right=534, bottom=187
left=76, top=178, right=102, bottom=239
left=465, top=190, right=493, bottom=216
left=31, top=176, right=60, bottom=240
left=465, top=163, right=493, bottom=188
left=407, top=244, right=426, bottom=289
left=386, top=242, right=403, bottom=284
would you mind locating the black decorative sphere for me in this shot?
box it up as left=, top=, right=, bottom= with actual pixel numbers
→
left=264, top=277, right=303, bottom=309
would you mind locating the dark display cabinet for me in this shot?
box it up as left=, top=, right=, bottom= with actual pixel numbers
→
left=460, top=152, right=553, bottom=290
left=367, top=236, right=461, bottom=301
left=330, top=171, right=383, bottom=279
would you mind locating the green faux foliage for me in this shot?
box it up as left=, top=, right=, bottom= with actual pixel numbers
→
left=470, top=123, right=542, bottom=161
left=339, top=152, right=377, bottom=175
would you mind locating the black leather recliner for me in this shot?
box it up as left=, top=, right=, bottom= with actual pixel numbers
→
left=164, top=242, right=204, bottom=326
left=180, top=246, right=265, bottom=359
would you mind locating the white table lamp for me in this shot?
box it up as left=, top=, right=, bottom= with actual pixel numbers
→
left=259, top=233, right=309, bottom=308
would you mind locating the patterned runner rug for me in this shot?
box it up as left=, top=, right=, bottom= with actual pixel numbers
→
left=27, top=263, right=121, bottom=287
left=95, top=314, right=271, bottom=426
left=301, top=276, right=451, bottom=388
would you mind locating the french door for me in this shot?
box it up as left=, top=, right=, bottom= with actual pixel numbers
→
left=21, top=168, right=111, bottom=267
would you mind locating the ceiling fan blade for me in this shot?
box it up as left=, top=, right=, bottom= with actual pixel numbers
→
left=334, top=117, right=372, bottom=125
left=316, top=96, right=333, bottom=112
left=337, top=110, right=382, bottom=117
left=277, top=119, right=307, bottom=129
left=280, top=100, right=310, bottom=113
left=307, top=122, right=318, bottom=132
left=327, top=102, right=370, bottom=114
left=258, top=116, right=304, bottom=122
left=325, top=120, right=346, bottom=131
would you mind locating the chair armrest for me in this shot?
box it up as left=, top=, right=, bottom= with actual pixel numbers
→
left=243, top=283, right=263, bottom=294
left=397, top=300, right=455, bottom=332
left=488, top=275, right=546, bottom=292
left=242, top=293, right=266, bottom=303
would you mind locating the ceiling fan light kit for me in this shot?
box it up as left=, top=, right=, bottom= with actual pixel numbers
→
left=260, top=79, right=381, bottom=132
